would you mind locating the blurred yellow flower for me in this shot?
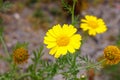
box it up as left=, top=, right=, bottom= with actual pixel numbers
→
left=13, top=48, right=29, bottom=64
left=44, top=24, right=82, bottom=58
left=80, top=15, right=107, bottom=36
left=104, top=45, right=120, bottom=65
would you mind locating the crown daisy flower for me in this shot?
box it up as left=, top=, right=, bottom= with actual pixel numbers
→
left=13, top=48, right=29, bottom=64
left=104, top=45, right=120, bottom=65
left=80, top=15, right=107, bottom=36
left=44, top=24, right=82, bottom=58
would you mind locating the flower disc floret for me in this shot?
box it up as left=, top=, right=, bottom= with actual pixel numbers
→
left=13, top=48, right=29, bottom=64
left=104, top=45, right=120, bottom=65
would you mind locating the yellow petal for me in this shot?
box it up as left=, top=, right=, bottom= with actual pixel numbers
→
left=59, top=47, right=67, bottom=55
left=54, top=53, right=61, bottom=58
left=68, top=34, right=81, bottom=49
left=47, top=29, right=57, bottom=38
left=68, top=25, right=77, bottom=36
left=49, top=46, right=58, bottom=55
left=53, top=24, right=62, bottom=36
left=47, top=42, right=57, bottom=48
left=44, top=36, right=56, bottom=42
left=54, top=49, right=61, bottom=58
left=67, top=46, right=75, bottom=53
left=80, top=24, right=90, bottom=31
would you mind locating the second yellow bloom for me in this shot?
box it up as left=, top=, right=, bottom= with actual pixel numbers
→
left=80, top=15, right=107, bottom=36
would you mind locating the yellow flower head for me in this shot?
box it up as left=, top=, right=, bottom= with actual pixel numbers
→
left=104, top=45, right=120, bottom=65
left=13, top=48, right=29, bottom=64
left=44, top=24, right=82, bottom=58
left=80, top=15, right=107, bottom=36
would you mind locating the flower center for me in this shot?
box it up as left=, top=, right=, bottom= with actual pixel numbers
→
left=57, top=36, right=70, bottom=46
left=13, top=48, right=29, bottom=64
left=105, top=51, right=115, bottom=60
left=88, top=20, right=98, bottom=28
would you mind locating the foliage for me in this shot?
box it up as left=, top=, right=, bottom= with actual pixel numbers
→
left=116, top=34, right=120, bottom=48
left=102, top=63, right=120, bottom=80
left=0, top=1, right=12, bottom=12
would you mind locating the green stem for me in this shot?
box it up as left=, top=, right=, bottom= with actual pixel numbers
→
left=17, top=73, right=31, bottom=80
left=71, top=0, right=77, bottom=25
left=71, top=53, right=77, bottom=79
left=78, top=59, right=106, bottom=70
left=9, top=63, right=17, bottom=79
left=32, top=59, right=39, bottom=79
left=72, top=52, right=77, bottom=67
left=0, top=0, right=3, bottom=8
left=33, top=62, right=37, bottom=72
left=0, top=36, right=10, bottom=58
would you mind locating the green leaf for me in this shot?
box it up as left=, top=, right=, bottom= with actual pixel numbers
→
left=0, top=0, right=3, bottom=8
left=32, top=45, right=44, bottom=63
left=33, top=51, right=37, bottom=59
left=0, top=1, right=12, bottom=12
left=38, top=45, right=44, bottom=58
left=0, top=27, right=4, bottom=36
left=116, top=34, right=120, bottom=47
left=61, top=0, right=72, bottom=13
left=0, top=17, right=4, bottom=37
left=13, top=42, right=29, bottom=50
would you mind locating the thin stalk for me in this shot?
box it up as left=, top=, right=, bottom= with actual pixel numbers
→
left=71, top=53, right=77, bottom=79
left=17, top=73, right=31, bottom=80
left=78, top=59, right=106, bottom=70
left=8, top=62, right=17, bottom=80
left=71, top=0, right=77, bottom=25
left=0, top=0, right=3, bottom=8
left=0, top=36, right=10, bottom=58
left=72, top=52, right=77, bottom=67
left=32, top=58, right=39, bottom=79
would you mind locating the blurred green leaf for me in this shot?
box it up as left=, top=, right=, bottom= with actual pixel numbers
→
left=61, top=0, right=72, bottom=13
left=0, top=27, right=4, bottom=37
left=103, top=63, right=120, bottom=80
left=0, top=0, right=3, bottom=8
left=116, top=34, right=120, bottom=47
left=0, top=17, right=4, bottom=37
left=13, top=42, right=29, bottom=50
left=0, top=1, right=12, bottom=12
left=0, top=72, right=13, bottom=80
left=33, top=9, right=44, bottom=18
left=31, top=45, right=44, bottom=62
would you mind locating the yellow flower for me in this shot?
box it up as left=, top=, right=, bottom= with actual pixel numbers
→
left=13, top=48, right=29, bottom=64
left=80, top=15, right=107, bottom=36
left=44, top=24, right=82, bottom=58
left=104, top=45, right=120, bottom=65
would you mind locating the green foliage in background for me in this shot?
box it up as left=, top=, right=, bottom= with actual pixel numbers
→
left=0, top=0, right=12, bottom=12
left=103, top=63, right=120, bottom=80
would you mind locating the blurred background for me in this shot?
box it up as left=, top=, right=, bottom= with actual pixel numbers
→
left=0, top=0, right=120, bottom=80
